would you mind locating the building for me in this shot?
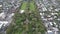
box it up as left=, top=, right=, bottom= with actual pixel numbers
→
left=47, top=30, right=54, bottom=34
left=0, top=21, right=8, bottom=29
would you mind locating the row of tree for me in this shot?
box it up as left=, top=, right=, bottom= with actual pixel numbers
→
left=6, top=0, right=46, bottom=34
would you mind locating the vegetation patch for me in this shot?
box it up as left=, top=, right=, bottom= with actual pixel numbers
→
left=21, top=2, right=27, bottom=10
left=29, top=1, right=36, bottom=11
left=6, top=1, right=46, bottom=34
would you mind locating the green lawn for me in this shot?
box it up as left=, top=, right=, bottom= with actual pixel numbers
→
left=21, top=1, right=35, bottom=11
left=21, top=2, right=27, bottom=10
left=30, top=1, right=36, bottom=11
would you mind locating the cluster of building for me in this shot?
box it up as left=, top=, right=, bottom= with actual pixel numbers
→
left=0, top=0, right=22, bottom=34
left=35, top=0, right=60, bottom=34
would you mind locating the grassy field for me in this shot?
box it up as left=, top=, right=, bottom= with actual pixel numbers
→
left=29, top=1, right=36, bottom=11
left=21, top=2, right=27, bottom=10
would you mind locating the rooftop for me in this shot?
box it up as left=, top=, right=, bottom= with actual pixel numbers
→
left=0, top=21, right=8, bottom=28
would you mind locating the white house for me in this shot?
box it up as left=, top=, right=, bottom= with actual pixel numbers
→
left=54, top=16, right=57, bottom=18
left=0, top=21, right=8, bottom=28
left=47, top=15, right=51, bottom=18
left=47, top=30, right=54, bottom=34
left=40, top=13, right=44, bottom=15
left=0, top=23, right=3, bottom=28
left=42, top=7, right=47, bottom=11
left=55, top=9, right=59, bottom=11
left=0, top=12, right=6, bottom=19
left=41, top=16, right=44, bottom=18
left=51, top=13, right=54, bottom=15
left=49, top=22, right=53, bottom=26
left=50, top=6, right=53, bottom=9
left=19, top=10, right=24, bottom=14
left=0, top=4, right=2, bottom=7
left=51, top=13, right=58, bottom=15
left=9, top=13, right=14, bottom=18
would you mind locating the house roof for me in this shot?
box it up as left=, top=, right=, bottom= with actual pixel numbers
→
left=20, top=10, right=24, bottom=13
left=0, top=4, right=2, bottom=7
left=0, top=21, right=8, bottom=28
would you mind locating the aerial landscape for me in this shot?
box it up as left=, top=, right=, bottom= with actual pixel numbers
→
left=0, top=0, right=60, bottom=34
